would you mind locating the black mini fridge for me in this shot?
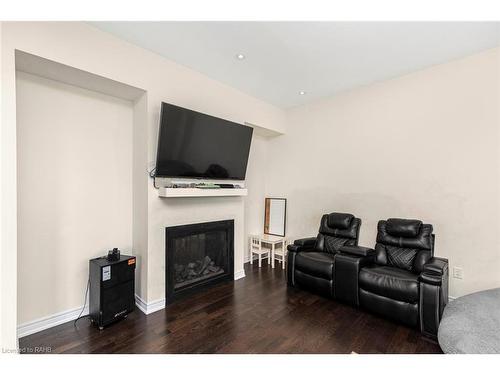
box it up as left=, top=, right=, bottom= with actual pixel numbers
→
left=89, top=255, right=136, bottom=329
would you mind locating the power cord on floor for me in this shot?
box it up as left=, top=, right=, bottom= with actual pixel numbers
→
left=74, top=276, right=90, bottom=328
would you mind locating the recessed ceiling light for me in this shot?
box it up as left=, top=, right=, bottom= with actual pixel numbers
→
left=299, top=90, right=306, bottom=95
left=236, top=53, right=245, bottom=60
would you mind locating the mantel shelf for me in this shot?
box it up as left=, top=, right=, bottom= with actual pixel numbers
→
left=158, top=187, right=248, bottom=198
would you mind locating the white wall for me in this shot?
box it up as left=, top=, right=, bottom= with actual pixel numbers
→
left=1, top=22, right=285, bottom=346
left=132, top=94, right=149, bottom=302
left=16, top=72, right=134, bottom=324
left=243, top=134, right=269, bottom=262
left=1, top=21, right=19, bottom=350
left=5, top=20, right=500, bottom=348
left=265, top=48, right=500, bottom=298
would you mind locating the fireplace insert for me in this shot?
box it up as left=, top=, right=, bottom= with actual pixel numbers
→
left=165, top=220, right=234, bottom=304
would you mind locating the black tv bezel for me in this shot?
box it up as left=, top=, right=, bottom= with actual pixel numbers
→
left=154, top=102, right=253, bottom=181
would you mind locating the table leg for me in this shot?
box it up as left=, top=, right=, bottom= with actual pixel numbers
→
left=282, top=240, right=286, bottom=269
left=271, top=243, right=275, bottom=268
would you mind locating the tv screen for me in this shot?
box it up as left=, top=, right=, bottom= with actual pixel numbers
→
left=155, top=103, right=254, bottom=180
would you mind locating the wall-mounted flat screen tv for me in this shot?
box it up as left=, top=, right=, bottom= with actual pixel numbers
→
left=155, top=102, right=253, bottom=180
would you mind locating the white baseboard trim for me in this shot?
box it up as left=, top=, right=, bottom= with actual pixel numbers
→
left=19, top=275, right=246, bottom=338
left=234, top=269, right=246, bottom=280
left=135, top=294, right=165, bottom=315
left=135, top=271, right=245, bottom=315
left=449, top=296, right=456, bottom=301
left=17, top=305, right=89, bottom=339
left=17, top=295, right=164, bottom=338
left=134, top=294, right=148, bottom=314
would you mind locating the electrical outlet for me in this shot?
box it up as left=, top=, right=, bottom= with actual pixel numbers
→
left=453, top=266, right=463, bottom=279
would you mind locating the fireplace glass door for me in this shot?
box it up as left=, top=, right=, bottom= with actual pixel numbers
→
left=165, top=220, right=234, bottom=304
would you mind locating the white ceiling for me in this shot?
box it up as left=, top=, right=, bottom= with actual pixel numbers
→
left=91, top=22, right=500, bottom=108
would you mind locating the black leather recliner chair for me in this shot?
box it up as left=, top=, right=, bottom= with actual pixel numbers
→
left=356, top=218, right=448, bottom=337
left=287, top=212, right=361, bottom=298
left=287, top=216, right=448, bottom=339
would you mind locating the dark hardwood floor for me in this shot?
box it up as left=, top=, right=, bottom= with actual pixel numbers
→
left=19, top=262, right=442, bottom=354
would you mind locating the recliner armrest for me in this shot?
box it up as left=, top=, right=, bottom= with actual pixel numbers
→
left=287, top=237, right=316, bottom=253
left=419, top=257, right=448, bottom=285
left=339, top=245, right=375, bottom=257
left=294, top=237, right=317, bottom=247
left=419, top=256, right=449, bottom=338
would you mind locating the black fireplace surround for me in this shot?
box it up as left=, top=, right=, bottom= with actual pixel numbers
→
left=165, top=220, right=234, bottom=304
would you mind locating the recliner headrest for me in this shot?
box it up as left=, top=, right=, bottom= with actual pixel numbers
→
left=327, top=213, right=354, bottom=229
left=319, top=213, right=360, bottom=240
left=377, top=219, right=433, bottom=251
left=386, top=218, right=422, bottom=238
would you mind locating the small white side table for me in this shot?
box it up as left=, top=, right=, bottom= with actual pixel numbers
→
left=249, top=234, right=290, bottom=269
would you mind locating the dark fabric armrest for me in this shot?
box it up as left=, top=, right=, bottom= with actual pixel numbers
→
left=287, top=237, right=316, bottom=253
left=339, top=245, right=374, bottom=257
left=419, top=257, right=448, bottom=285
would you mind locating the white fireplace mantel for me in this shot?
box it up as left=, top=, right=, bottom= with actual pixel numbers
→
left=157, top=187, right=248, bottom=198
